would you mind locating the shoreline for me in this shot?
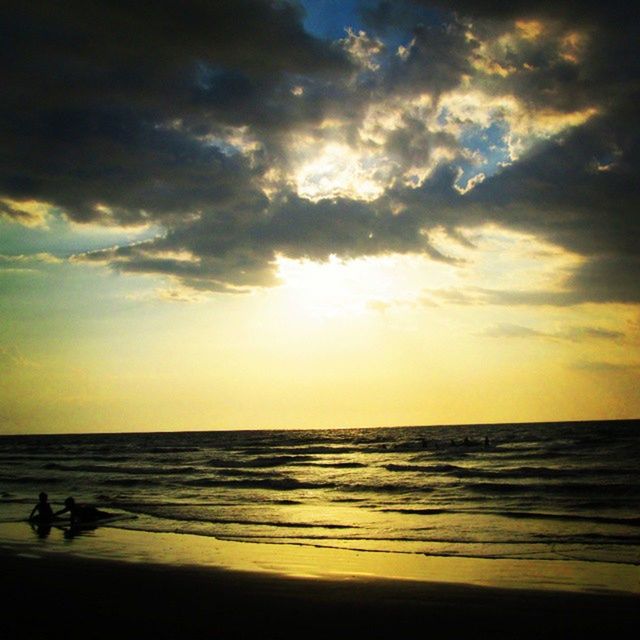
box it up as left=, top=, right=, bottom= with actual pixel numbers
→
left=2, top=519, right=638, bottom=591
left=1, top=521, right=638, bottom=596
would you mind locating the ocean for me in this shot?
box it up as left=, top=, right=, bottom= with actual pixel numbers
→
left=1, top=420, right=639, bottom=568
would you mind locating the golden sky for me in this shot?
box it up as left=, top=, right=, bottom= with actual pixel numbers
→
left=1, top=1, right=638, bottom=433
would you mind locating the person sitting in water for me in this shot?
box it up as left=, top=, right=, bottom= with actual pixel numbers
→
left=54, top=497, right=110, bottom=526
left=29, top=491, right=54, bottom=523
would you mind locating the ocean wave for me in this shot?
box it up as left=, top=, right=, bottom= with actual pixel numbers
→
left=495, top=511, right=640, bottom=527
left=384, top=463, right=461, bottom=473
left=0, top=455, right=65, bottom=462
left=0, top=475, right=63, bottom=484
left=0, top=496, right=31, bottom=504
left=42, top=462, right=200, bottom=475
left=380, top=506, right=640, bottom=528
left=483, top=451, right=564, bottom=461
left=295, top=461, right=367, bottom=468
left=532, top=532, right=640, bottom=544
left=102, top=478, right=155, bottom=487
left=144, top=447, right=201, bottom=453
left=216, top=532, right=640, bottom=548
left=0, top=453, right=134, bottom=463
left=206, top=455, right=316, bottom=468
left=481, top=466, right=637, bottom=480
left=379, top=507, right=451, bottom=516
left=214, top=468, right=287, bottom=479
left=107, top=527, right=639, bottom=566
left=234, top=446, right=359, bottom=456
left=384, top=462, right=636, bottom=480
left=119, top=508, right=355, bottom=530
left=182, top=477, right=334, bottom=490
left=101, top=499, right=307, bottom=513
left=466, top=481, right=640, bottom=496
left=343, top=482, right=435, bottom=494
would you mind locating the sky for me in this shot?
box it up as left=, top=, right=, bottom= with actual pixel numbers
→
left=1, top=0, right=639, bottom=434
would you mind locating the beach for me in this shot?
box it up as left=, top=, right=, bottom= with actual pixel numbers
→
left=1, top=522, right=638, bottom=639
left=2, top=423, right=639, bottom=637
left=3, top=547, right=638, bottom=639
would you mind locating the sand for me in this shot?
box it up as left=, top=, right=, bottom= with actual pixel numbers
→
left=1, top=553, right=638, bottom=639
left=1, top=522, right=638, bottom=639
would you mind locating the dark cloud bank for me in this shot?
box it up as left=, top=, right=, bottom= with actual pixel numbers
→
left=1, top=0, right=638, bottom=301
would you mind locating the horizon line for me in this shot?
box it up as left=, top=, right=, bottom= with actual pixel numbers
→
left=1, top=416, right=638, bottom=438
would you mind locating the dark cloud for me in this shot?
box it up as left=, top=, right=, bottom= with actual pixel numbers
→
left=0, top=0, right=352, bottom=220
left=462, top=107, right=640, bottom=303
left=369, top=1, right=640, bottom=113
left=1, top=0, right=352, bottom=147
left=74, top=181, right=458, bottom=290
left=424, top=1, right=636, bottom=25
left=385, top=21, right=475, bottom=98
left=377, top=0, right=640, bottom=304
left=3, top=106, right=267, bottom=225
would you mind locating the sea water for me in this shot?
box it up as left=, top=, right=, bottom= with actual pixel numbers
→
left=1, top=420, right=638, bottom=567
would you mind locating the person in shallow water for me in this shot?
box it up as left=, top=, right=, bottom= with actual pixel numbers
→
left=54, top=497, right=111, bottom=525
left=29, top=492, right=54, bottom=523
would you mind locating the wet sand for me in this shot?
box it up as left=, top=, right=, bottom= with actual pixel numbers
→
left=2, top=550, right=638, bottom=639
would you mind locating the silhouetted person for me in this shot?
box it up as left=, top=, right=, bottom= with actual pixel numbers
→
left=29, top=491, right=54, bottom=523
left=28, top=491, right=54, bottom=538
left=54, top=497, right=110, bottom=526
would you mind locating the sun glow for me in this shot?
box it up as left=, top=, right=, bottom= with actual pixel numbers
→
left=275, top=252, right=463, bottom=319
left=273, top=226, right=589, bottom=321
left=294, top=142, right=388, bottom=202
left=276, top=254, right=393, bottom=317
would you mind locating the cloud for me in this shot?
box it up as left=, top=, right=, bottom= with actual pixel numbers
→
left=384, top=20, right=476, bottom=99
left=0, top=253, right=63, bottom=265
left=429, top=284, right=637, bottom=308
left=480, top=323, right=624, bottom=342
left=73, top=184, right=461, bottom=290
left=155, top=287, right=210, bottom=303
left=479, top=323, right=546, bottom=338
left=340, top=28, right=385, bottom=71
left=365, top=2, right=640, bottom=295
left=460, top=113, right=640, bottom=302
left=0, top=199, right=50, bottom=227
left=367, top=299, right=392, bottom=313
left=1, top=0, right=352, bottom=223
left=559, top=327, right=624, bottom=342
left=571, top=360, right=640, bottom=373
left=1, top=1, right=638, bottom=303
left=126, top=285, right=211, bottom=304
